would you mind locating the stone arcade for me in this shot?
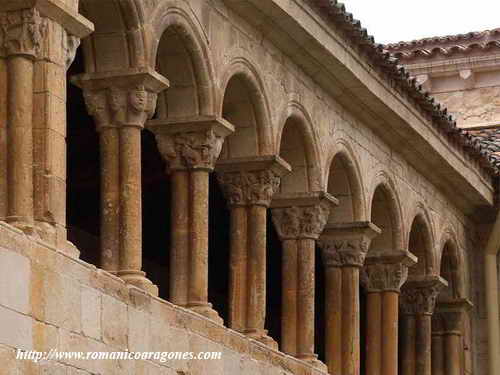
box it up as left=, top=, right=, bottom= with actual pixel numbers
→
left=0, top=1, right=499, bottom=375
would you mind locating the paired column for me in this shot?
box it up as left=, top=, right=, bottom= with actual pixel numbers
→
left=400, top=275, right=448, bottom=375
left=74, top=71, right=169, bottom=295
left=318, top=222, right=381, bottom=375
left=271, top=191, right=338, bottom=370
left=432, top=299, right=473, bottom=375
left=148, top=117, right=234, bottom=322
left=0, top=3, right=92, bottom=240
left=361, top=251, right=417, bottom=375
left=217, top=156, right=291, bottom=346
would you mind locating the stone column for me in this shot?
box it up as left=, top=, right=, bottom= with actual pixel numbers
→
left=148, top=116, right=234, bottom=322
left=217, top=156, right=290, bottom=346
left=361, top=251, right=417, bottom=375
left=0, top=2, right=92, bottom=241
left=318, top=221, right=381, bottom=375
left=400, top=276, right=447, bottom=375
left=271, top=191, right=338, bottom=371
left=73, top=70, right=169, bottom=294
left=434, top=299, right=473, bottom=375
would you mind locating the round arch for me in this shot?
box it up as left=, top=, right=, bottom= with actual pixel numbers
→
left=150, top=4, right=216, bottom=117
left=367, top=172, right=404, bottom=253
left=325, top=140, right=367, bottom=222
left=276, top=101, right=322, bottom=193
left=406, top=204, right=436, bottom=276
left=438, top=228, right=466, bottom=300
left=218, top=58, right=273, bottom=158
left=79, top=0, right=147, bottom=72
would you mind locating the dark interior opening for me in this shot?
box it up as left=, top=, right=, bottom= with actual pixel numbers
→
left=266, top=212, right=282, bottom=344
left=315, top=245, right=326, bottom=362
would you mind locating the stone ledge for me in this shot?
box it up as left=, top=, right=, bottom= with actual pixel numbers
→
left=0, top=222, right=328, bottom=375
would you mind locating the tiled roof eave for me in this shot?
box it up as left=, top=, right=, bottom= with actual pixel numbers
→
left=309, top=0, right=499, bottom=178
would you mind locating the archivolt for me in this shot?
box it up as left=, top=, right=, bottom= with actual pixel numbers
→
left=149, top=3, right=215, bottom=116
left=219, top=57, right=274, bottom=155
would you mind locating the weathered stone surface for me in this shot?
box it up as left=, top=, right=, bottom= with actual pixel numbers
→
left=0, top=305, right=33, bottom=350
left=101, top=294, right=128, bottom=349
left=0, top=247, right=30, bottom=313
left=81, top=286, right=101, bottom=340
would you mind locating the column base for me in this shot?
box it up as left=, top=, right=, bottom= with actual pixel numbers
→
left=118, top=270, right=158, bottom=296
left=297, top=354, right=328, bottom=372
left=245, top=329, right=279, bottom=350
left=188, top=303, right=224, bottom=325
left=6, top=217, right=35, bottom=235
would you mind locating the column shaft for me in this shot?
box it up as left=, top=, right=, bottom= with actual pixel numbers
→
left=99, top=127, right=120, bottom=272
left=402, top=315, right=416, bottom=375
left=228, top=205, right=247, bottom=330
left=297, top=238, right=315, bottom=360
left=282, top=238, right=298, bottom=355
left=170, top=170, right=190, bottom=305
left=118, top=126, right=142, bottom=274
left=431, top=333, right=444, bottom=375
left=342, top=266, right=360, bottom=375
left=247, top=205, right=267, bottom=334
left=325, top=266, right=343, bottom=375
left=189, top=170, right=210, bottom=307
left=366, top=292, right=382, bottom=375
left=6, top=56, right=34, bottom=229
left=382, top=291, right=399, bottom=375
left=415, top=314, right=432, bottom=375
left=445, top=332, right=461, bottom=375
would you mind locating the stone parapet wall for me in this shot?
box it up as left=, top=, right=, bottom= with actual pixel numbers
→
left=0, top=222, right=325, bottom=375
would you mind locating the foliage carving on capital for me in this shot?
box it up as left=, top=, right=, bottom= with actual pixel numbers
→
left=217, top=169, right=281, bottom=207
left=0, top=8, right=47, bottom=58
left=156, top=129, right=225, bottom=171
left=271, top=202, right=330, bottom=240
left=400, top=282, right=444, bottom=315
left=361, top=262, right=409, bottom=292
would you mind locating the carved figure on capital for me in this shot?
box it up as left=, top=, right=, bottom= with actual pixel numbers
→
left=218, top=169, right=281, bottom=207
left=319, top=239, right=369, bottom=268
left=0, top=8, right=47, bottom=57
left=272, top=202, right=330, bottom=240
left=156, top=129, right=225, bottom=171
left=361, top=262, right=409, bottom=292
left=400, top=282, right=444, bottom=315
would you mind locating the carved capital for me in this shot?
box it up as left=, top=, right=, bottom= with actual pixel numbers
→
left=148, top=117, right=234, bottom=172
left=319, top=221, right=380, bottom=268
left=156, top=129, right=226, bottom=171
left=74, top=70, right=168, bottom=130
left=361, top=262, right=409, bottom=292
left=82, top=86, right=158, bottom=129
left=400, top=276, right=447, bottom=315
left=217, top=169, right=281, bottom=207
left=271, top=201, right=331, bottom=240
left=0, top=8, right=47, bottom=58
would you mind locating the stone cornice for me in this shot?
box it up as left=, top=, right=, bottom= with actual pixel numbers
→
left=318, top=221, right=381, bottom=268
